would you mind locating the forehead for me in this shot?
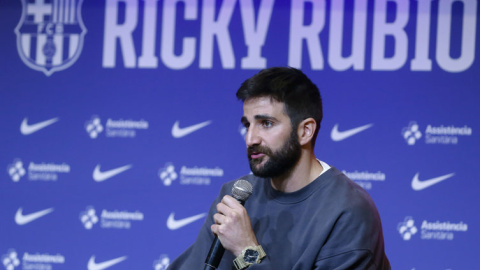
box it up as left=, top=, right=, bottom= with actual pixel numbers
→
left=242, top=96, right=287, bottom=119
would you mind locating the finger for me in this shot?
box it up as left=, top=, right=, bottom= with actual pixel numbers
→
left=212, top=213, right=224, bottom=225
left=211, top=223, right=227, bottom=236
left=217, top=204, right=241, bottom=223
left=210, top=223, right=219, bottom=235
left=216, top=201, right=232, bottom=215
left=221, top=196, right=247, bottom=219
left=222, top=195, right=241, bottom=208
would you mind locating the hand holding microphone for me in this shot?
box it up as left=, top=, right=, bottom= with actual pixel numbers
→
left=204, top=180, right=254, bottom=269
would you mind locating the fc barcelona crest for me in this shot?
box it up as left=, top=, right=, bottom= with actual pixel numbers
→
left=14, top=0, right=87, bottom=76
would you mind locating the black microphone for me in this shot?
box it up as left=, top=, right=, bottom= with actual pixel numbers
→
left=204, top=179, right=253, bottom=270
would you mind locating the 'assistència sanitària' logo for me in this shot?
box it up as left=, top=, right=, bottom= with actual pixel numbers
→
left=398, top=216, right=468, bottom=241
left=402, top=121, right=472, bottom=145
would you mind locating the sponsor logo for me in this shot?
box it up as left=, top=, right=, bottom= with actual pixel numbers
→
left=15, top=207, right=54, bottom=225
left=85, top=116, right=104, bottom=138
left=402, top=121, right=422, bottom=145
left=2, top=249, right=66, bottom=270
left=397, top=217, right=418, bottom=240
left=85, top=115, right=149, bottom=139
left=79, top=206, right=98, bottom=229
left=153, top=255, right=170, bottom=270
left=2, top=249, right=20, bottom=270
left=7, top=159, right=26, bottom=182
left=80, top=206, right=144, bottom=230
left=411, top=172, right=455, bottom=191
left=158, top=163, right=177, bottom=186
left=342, top=170, right=386, bottom=190
left=20, top=117, right=59, bottom=135
left=7, top=159, right=71, bottom=182
left=402, top=121, right=473, bottom=145
left=93, top=164, right=132, bottom=182
left=159, top=162, right=224, bottom=186
left=166, top=212, right=206, bottom=230
left=398, top=216, right=468, bottom=241
left=87, top=255, right=127, bottom=270
left=15, top=0, right=87, bottom=76
left=331, top=123, right=373, bottom=141
left=171, top=120, right=212, bottom=138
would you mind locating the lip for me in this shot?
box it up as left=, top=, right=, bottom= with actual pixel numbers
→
left=250, top=152, right=265, bottom=159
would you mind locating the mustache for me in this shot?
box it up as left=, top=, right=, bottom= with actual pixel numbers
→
left=247, top=145, right=273, bottom=156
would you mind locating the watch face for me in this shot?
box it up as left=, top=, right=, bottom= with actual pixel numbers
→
left=244, top=249, right=259, bottom=263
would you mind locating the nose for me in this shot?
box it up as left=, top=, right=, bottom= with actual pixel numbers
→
left=245, top=126, right=260, bottom=147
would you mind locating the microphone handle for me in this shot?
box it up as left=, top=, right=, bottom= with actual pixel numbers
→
left=204, top=235, right=225, bottom=270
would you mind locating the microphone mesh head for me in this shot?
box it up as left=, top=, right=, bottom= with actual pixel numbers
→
left=232, top=179, right=253, bottom=202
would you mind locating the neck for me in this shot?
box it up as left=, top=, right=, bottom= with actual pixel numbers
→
left=270, top=151, right=323, bottom=193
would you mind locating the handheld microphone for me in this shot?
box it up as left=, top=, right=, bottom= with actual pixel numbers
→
left=204, top=179, right=253, bottom=270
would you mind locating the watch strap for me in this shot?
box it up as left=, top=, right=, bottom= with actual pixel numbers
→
left=254, top=245, right=266, bottom=262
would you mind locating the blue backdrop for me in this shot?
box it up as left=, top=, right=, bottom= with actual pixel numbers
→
left=1, top=0, right=479, bottom=269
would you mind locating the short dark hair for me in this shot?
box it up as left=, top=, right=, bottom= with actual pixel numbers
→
left=236, top=67, right=323, bottom=148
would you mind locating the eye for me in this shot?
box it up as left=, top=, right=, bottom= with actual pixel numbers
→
left=262, top=120, right=273, bottom=128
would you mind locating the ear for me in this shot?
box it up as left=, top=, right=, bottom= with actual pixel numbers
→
left=297, top=118, right=317, bottom=146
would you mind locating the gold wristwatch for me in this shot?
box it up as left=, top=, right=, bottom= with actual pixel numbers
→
left=233, top=245, right=266, bottom=270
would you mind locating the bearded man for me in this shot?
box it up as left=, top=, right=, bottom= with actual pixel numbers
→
left=168, top=67, right=390, bottom=270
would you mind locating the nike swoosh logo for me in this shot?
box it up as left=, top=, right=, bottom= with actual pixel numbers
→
left=171, top=120, right=212, bottom=138
left=88, top=256, right=127, bottom=270
left=20, top=117, right=59, bottom=135
left=167, top=212, right=206, bottom=230
left=15, top=207, right=54, bottom=225
left=93, top=164, right=132, bottom=182
left=411, top=172, right=455, bottom=191
left=331, top=123, right=373, bottom=141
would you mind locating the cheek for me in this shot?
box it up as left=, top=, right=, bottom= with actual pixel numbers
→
left=267, top=130, right=291, bottom=149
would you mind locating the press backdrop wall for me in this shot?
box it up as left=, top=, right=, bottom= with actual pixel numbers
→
left=1, top=0, right=479, bottom=269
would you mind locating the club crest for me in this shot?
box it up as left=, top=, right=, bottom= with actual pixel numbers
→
left=14, top=0, right=87, bottom=76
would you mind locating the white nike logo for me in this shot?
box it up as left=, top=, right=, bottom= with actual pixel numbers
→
left=411, top=172, right=455, bottom=191
left=15, top=207, right=54, bottom=225
left=167, top=212, right=206, bottom=230
left=87, top=256, right=127, bottom=270
left=331, top=123, right=373, bottom=141
left=171, top=120, right=212, bottom=138
left=93, top=164, right=132, bottom=182
left=20, top=117, right=59, bottom=135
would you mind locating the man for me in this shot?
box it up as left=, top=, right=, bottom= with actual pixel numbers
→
left=168, top=67, right=390, bottom=269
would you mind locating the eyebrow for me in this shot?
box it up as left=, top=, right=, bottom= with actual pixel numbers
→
left=241, top=114, right=278, bottom=124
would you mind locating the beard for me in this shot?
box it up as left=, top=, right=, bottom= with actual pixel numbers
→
left=247, top=128, right=302, bottom=178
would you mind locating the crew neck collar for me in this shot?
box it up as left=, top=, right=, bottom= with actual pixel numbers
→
left=265, top=165, right=335, bottom=204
